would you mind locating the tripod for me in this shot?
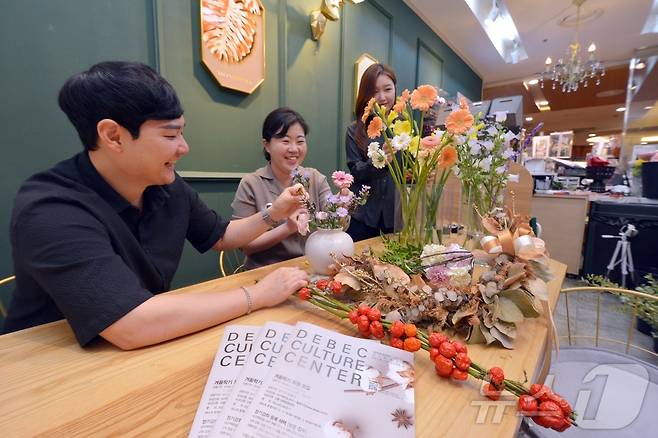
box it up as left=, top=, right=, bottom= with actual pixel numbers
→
left=603, top=224, right=637, bottom=288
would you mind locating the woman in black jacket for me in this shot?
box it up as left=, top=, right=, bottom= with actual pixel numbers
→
left=345, top=63, right=398, bottom=241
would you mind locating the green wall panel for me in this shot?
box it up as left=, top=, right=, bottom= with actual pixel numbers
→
left=416, top=40, right=444, bottom=89
left=0, top=0, right=482, bottom=315
left=0, top=0, right=157, bottom=318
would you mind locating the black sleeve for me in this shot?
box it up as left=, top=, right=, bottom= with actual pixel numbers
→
left=183, top=180, right=230, bottom=253
left=345, top=126, right=388, bottom=182
left=13, top=201, right=154, bottom=346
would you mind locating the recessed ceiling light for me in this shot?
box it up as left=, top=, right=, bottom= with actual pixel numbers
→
left=588, top=133, right=596, bottom=137
left=616, top=107, right=626, bottom=112
left=645, top=106, right=653, bottom=110
left=538, top=100, right=549, bottom=106
left=634, top=61, right=646, bottom=70
left=527, top=79, right=539, bottom=85
left=525, top=116, right=533, bottom=121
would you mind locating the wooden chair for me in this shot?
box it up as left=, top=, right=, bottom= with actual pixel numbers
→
left=0, top=275, right=15, bottom=317
left=219, top=250, right=246, bottom=277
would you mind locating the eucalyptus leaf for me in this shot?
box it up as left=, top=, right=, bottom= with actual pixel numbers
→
left=525, top=277, right=549, bottom=301
left=493, top=320, right=517, bottom=338
left=452, top=300, right=479, bottom=325
left=498, top=297, right=525, bottom=322
left=499, top=289, right=541, bottom=317
left=480, top=324, right=496, bottom=344
left=466, top=325, right=486, bottom=344
left=490, top=326, right=515, bottom=349
left=529, top=260, right=554, bottom=282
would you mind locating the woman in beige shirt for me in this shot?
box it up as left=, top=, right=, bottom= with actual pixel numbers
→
left=232, top=107, right=331, bottom=269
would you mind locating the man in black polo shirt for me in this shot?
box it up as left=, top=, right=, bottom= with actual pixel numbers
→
left=2, top=61, right=309, bottom=349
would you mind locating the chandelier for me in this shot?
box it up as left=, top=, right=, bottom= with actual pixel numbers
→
left=539, top=0, right=605, bottom=93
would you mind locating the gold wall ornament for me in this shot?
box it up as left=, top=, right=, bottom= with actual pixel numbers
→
left=310, top=0, right=363, bottom=40
left=321, top=0, right=341, bottom=21
left=200, top=0, right=265, bottom=94
left=310, top=10, right=327, bottom=41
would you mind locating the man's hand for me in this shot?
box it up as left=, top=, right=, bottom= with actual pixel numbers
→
left=250, top=267, right=309, bottom=309
left=269, top=183, right=307, bottom=222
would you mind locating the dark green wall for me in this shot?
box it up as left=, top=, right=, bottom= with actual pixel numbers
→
left=0, top=0, right=481, bottom=311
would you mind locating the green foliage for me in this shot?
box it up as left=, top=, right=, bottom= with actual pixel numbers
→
left=586, top=274, right=658, bottom=336
left=379, top=235, right=422, bottom=274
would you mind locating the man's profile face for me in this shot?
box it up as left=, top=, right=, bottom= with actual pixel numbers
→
left=119, top=116, right=189, bottom=186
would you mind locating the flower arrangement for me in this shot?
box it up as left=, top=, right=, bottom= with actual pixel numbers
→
left=303, top=207, right=552, bottom=348
left=362, top=85, right=463, bottom=247
left=292, top=168, right=369, bottom=233
left=297, top=278, right=576, bottom=433
left=452, top=111, right=518, bottom=234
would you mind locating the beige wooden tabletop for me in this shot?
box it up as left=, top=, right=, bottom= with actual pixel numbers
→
left=0, top=238, right=566, bottom=438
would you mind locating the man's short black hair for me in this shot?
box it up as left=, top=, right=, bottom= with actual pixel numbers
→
left=58, top=61, right=183, bottom=151
left=261, top=107, right=309, bottom=161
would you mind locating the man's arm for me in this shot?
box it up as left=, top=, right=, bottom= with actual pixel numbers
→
left=101, top=266, right=308, bottom=350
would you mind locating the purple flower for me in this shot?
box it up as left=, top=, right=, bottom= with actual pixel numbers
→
left=326, top=194, right=341, bottom=204
left=335, top=207, right=349, bottom=218
left=522, top=122, right=544, bottom=150
left=339, top=194, right=353, bottom=204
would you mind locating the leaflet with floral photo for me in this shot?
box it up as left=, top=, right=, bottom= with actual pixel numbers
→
left=210, top=321, right=294, bottom=437
left=188, top=325, right=260, bottom=438
left=232, top=321, right=415, bottom=438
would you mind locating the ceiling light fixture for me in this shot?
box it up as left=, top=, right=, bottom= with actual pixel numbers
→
left=641, top=141, right=649, bottom=144
left=616, top=107, right=626, bottom=112
left=539, top=0, right=605, bottom=93
left=525, top=116, right=534, bottom=121
left=588, top=133, right=596, bottom=137
left=538, top=100, right=549, bottom=106
left=633, top=61, right=646, bottom=70
left=464, top=0, right=528, bottom=64
left=527, top=79, right=539, bottom=85
left=644, top=105, right=653, bottom=110
left=641, top=136, right=658, bottom=142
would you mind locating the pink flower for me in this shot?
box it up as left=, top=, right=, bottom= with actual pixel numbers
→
left=331, top=171, right=354, bottom=189
left=420, top=135, right=441, bottom=151
left=426, top=265, right=450, bottom=285
left=297, top=211, right=310, bottom=236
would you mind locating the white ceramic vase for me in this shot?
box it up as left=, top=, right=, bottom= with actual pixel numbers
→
left=304, top=228, right=355, bottom=275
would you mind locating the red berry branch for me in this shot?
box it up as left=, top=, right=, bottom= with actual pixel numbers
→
left=297, top=280, right=577, bottom=432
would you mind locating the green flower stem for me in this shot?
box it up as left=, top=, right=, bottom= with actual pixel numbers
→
left=307, top=298, right=349, bottom=319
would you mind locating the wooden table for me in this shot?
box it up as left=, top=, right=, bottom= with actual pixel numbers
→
left=0, top=239, right=566, bottom=437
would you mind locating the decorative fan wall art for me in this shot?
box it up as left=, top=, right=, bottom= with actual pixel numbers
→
left=200, top=0, right=265, bottom=94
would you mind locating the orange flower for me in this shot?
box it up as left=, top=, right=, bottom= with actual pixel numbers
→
left=445, top=109, right=474, bottom=135
left=459, top=96, right=469, bottom=110
left=367, top=116, right=383, bottom=139
left=420, top=135, right=441, bottom=150
left=361, top=97, right=376, bottom=123
left=393, top=88, right=411, bottom=113
left=438, top=145, right=458, bottom=168
left=410, top=85, right=437, bottom=111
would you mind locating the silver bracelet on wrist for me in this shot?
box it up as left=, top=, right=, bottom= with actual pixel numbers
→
left=260, top=206, right=279, bottom=228
left=241, top=286, right=253, bottom=314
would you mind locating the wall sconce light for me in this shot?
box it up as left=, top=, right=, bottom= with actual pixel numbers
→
left=310, top=0, right=364, bottom=41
